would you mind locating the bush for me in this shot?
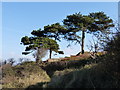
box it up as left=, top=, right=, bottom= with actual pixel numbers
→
left=42, top=59, right=90, bottom=77
left=45, top=63, right=118, bottom=88
left=2, top=61, right=50, bottom=88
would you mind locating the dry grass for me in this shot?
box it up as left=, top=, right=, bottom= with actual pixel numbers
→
left=45, top=62, right=118, bottom=88
left=3, top=73, right=50, bottom=88
left=2, top=61, right=50, bottom=88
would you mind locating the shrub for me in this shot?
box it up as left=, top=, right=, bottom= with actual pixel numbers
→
left=41, top=59, right=90, bottom=77
left=46, top=63, right=118, bottom=88
left=2, top=61, right=50, bottom=88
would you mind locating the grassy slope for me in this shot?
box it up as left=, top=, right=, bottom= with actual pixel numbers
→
left=44, top=53, right=119, bottom=88
left=2, top=61, right=50, bottom=88
left=2, top=52, right=119, bottom=89
left=46, top=63, right=118, bottom=88
left=27, top=53, right=119, bottom=89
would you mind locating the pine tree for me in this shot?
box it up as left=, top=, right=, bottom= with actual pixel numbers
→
left=63, top=12, right=114, bottom=54
left=21, top=35, right=62, bottom=63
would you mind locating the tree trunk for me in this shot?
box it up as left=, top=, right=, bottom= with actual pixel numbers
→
left=36, top=58, right=39, bottom=64
left=35, top=48, right=42, bottom=64
left=36, top=49, right=39, bottom=64
left=36, top=57, right=42, bottom=64
left=81, top=30, right=85, bottom=54
left=49, top=49, right=52, bottom=59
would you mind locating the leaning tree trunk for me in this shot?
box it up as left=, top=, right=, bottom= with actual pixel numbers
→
left=81, top=30, right=85, bottom=54
left=49, top=49, right=52, bottom=59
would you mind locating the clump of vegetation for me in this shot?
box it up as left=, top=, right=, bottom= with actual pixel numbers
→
left=45, top=62, right=118, bottom=88
left=41, top=59, right=91, bottom=77
left=2, top=61, right=50, bottom=88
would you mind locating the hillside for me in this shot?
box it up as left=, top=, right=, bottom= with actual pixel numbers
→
left=1, top=50, right=119, bottom=89
left=1, top=61, right=50, bottom=88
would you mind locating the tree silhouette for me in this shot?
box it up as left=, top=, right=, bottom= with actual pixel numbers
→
left=88, top=12, right=114, bottom=42
left=63, top=12, right=114, bottom=54
left=21, top=35, right=62, bottom=63
left=31, top=23, right=66, bottom=41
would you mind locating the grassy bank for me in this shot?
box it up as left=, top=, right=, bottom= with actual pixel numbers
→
left=2, top=61, right=50, bottom=88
